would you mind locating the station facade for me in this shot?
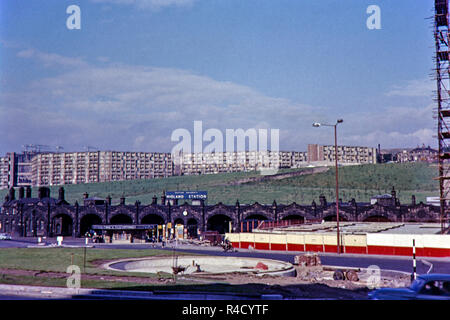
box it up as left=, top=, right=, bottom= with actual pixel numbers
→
left=0, top=186, right=442, bottom=239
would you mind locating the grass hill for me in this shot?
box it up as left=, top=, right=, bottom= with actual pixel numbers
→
left=0, top=163, right=439, bottom=206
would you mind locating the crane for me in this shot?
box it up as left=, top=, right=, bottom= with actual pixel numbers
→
left=22, top=144, right=50, bottom=153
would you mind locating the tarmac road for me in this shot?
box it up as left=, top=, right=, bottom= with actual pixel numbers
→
left=1, top=237, right=450, bottom=275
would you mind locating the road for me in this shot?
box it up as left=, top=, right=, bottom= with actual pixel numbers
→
left=2, top=237, right=449, bottom=275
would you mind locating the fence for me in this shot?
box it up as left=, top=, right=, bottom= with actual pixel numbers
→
left=224, top=232, right=450, bottom=257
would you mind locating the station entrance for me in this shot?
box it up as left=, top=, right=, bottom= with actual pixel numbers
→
left=91, top=224, right=158, bottom=243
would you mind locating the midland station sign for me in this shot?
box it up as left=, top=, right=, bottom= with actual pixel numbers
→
left=165, top=191, right=208, bottom=200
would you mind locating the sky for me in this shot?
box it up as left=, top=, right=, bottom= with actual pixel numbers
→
left=0, top=0, right=439, bottom=154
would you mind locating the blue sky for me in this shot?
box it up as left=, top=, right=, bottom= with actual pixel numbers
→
left=0, top=0, right=438, bottom=154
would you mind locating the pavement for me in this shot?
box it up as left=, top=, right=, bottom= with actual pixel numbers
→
left=0, top=284, right=285, bottom=300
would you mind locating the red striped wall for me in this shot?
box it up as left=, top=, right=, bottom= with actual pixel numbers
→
left=305, top=244, right=323, bottom=252
left=255, top=242, right=269, bottom=250
left=344, top=246, right=367, bottom=254
left=270, top=243, right=287, bottom=251
left=287, top=243, right=304, bottom=251
left=227, top=232, right=450, bottom=258
left=229, top=241, right=450, bottom=258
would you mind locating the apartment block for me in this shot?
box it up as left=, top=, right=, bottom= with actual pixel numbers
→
left=307, top=144, right=377, bottom=164
left=0, top=145, right=374, bottom=189
left=0, top=156, right=9, bottom=189
left=0, top=152, right=36, bottom=189
left=177, top=150, right=308, bottom=175
left=30, top=151, right=173, bottom=187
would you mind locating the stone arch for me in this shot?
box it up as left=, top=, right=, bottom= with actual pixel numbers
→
left=80, top=213, right=103, bottom=236
left=206, top=214, right=232, bottom=234
left=205, top=204, right=235, bottom=224
left=281, top=214, right=305, bottom=224
left=408, top=208, right=438, bottom=222
left=243, top=213, right=269, bottom=221
left=363, top=215, right=392, bottom=222
left=110, top=213, right=133, bottom=225
left=36, top=217, right=46, bottom=235
left=186, top=218, right=199, bottom=238
left=140, top=214, right=165, bottom=225
left=277, top=208, right=309, bottom=220
left=52, top=213, right=73, bottom=236
left=140, top=206, right=169, bottom=222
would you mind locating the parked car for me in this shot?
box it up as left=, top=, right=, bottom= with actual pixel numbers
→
left=0, top=233, right=12, bottom=240
left=369, top=274, right=450, bottom=300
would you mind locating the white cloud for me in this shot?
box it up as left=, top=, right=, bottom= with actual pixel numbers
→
left=386, top=78, right=434, bottom=98
left=16, top=48, right=87, bottom=68
left=0, top=49, right=439, bottom=153
left=344, top=128, right=435, bottom=149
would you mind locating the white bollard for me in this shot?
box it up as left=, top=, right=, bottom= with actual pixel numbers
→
left=57, top=236, right=63, bottom=246
left=38, top=237, right=42, bottom=243
left=85, top=237, right=89, bottom=245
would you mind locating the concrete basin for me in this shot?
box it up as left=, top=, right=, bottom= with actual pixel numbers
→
left=105, top=255, right=296, bottom=277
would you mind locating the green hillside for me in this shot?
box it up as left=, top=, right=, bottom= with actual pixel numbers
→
left=0, top=163, right=439, bottom=205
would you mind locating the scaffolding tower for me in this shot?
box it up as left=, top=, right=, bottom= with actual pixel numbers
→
left=435, top=0, right=450, bottom=233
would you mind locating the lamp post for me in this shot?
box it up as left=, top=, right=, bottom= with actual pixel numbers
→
left=313, top=119, right=344, bottom=254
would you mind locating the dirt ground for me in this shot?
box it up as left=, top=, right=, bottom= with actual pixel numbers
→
left=0, top=263, right=411, bottom=299
left=184, top=265, right=411, bottom=299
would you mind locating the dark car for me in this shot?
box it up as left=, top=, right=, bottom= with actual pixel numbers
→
left=369, top=274, right=450, bottom=300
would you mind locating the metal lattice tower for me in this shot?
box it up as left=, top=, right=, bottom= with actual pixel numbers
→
left=435, top=0, right=450, bottom=233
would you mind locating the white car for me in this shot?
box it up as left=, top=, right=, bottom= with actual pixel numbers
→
left=0, top=233, right=12, bottom=240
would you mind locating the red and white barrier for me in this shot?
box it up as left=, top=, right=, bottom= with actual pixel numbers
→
left=225, top=232, right=450, bottom=258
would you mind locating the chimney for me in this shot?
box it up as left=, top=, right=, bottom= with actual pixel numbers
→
left=38, top=187, right=50, bottom=199
left=120, top=196, right=125, bottom=205
left=391, top=186, right=396, bottom=200
left=319, top=194, right=327, bottom=207
left=58, top=187, right=65, bottom=201
left=8, top=187, right=15, bottom=201
left=83, top=192, right=89, bottom=199
left=38, top=187, right=44, bottom=199
left=18, top=187, right=24, bottom=199
left=26, top=186, right=32, bottom=198
left=152, top=195, right=157, bottom=205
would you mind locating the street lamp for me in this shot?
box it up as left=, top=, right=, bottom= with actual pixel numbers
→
left=313, top=119, right=344, bottom=254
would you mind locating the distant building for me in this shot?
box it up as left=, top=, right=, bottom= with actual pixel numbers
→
left=396, top=145, right=438, bottom=163
left=176, top=151, right=308, bottom=176
left=0, top=151, right=37, bottom=189
left=307, top=144, right=377, bottom=164
left=31, top=151, right=173, bottom=187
